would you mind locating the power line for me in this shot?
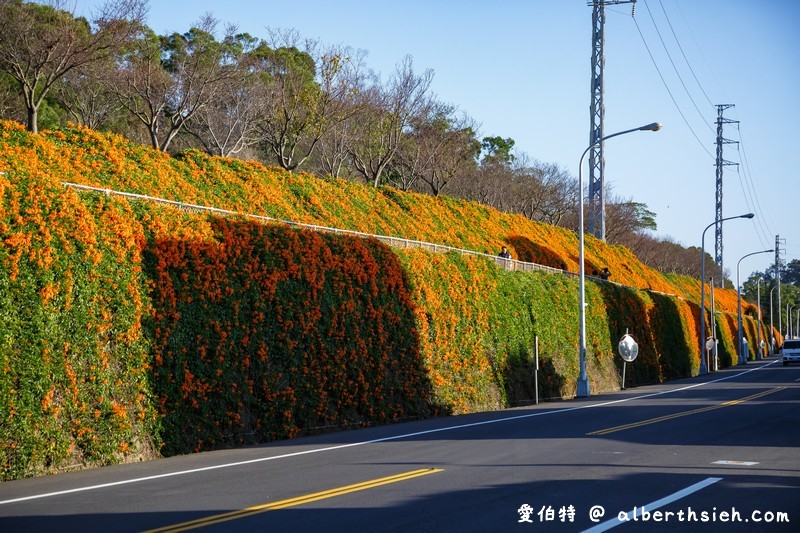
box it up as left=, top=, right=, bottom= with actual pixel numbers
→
left=734, top=123, right=776, bottom=238
left=672, top=0, right=730, bottom=104
left=659, top=1, right=776, bottom=261
left=656, top=0, right=716, bottom=110
left=643, top=0, right=714, bottom=135
left=631, top=15, right=714, bottom=159
left=733, top=164, right=768, bottom=249
left=625, top=3, right=787, bottom=266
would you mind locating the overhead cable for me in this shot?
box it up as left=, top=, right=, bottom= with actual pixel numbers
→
left=631, top=15, right=714, bottom=159
left=734, top=123, right=776, bottom=238
left=643, top=0, right=714, bottom=135
left=657, top=0, right=716, bottom=110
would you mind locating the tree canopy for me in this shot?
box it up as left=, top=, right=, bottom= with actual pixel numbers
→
left=0, top=0, right=769, bottom=287
left=0, top=0, right=146, bottom=133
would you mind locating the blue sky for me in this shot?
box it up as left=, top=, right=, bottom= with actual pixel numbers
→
left=75, top=0, right=800, bottom=281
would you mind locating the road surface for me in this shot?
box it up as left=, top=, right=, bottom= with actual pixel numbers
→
left=1, top=356, right=797, bottom=532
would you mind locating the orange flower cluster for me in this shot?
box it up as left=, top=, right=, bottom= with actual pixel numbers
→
left=147, top=216, right=436, bottom=454
left=0, top=125, right=156, bottom=480
left=0, top=120, right=765, bottom=478
left=18, top=121, right=751, bottom=309
left=398, top=250, right=500, bottom=414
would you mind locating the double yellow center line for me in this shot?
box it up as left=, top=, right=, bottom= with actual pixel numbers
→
left=588, top=387, right=785, bottom=436
left=146, top=467, right=443, bottom=532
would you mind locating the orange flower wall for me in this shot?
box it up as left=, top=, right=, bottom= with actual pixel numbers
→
left=146, top=216, right=438, bottom=454
left=0, top=120, right=764, bottom=479
left=5, top=120, right=751, bottom=311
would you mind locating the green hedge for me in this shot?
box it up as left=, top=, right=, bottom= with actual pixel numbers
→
left=1, top=173, right=156, bottom=480
left=1, top=120, right=767, bottom=480
left=146, top=216, right=438, bottom=455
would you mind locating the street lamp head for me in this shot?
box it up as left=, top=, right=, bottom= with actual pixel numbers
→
left=639, top=122, right=662, bottom=132
left=741, top=213, right=755, bottom=219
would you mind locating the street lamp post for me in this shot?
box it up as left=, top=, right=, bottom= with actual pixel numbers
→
left=757, top=278, right=762, bottom=360
left=576, top=121, right=662, bottom=398
left=796, top=308, right=799, bottom=340
left=699, top=213, right=755, bottom=374
left=788, top=305, right=795, bottom=340
left=770, top=285, right=777, bottom=354
left=736, top=249, right=772, bottom=365
left=710, top=278, right=718, bottom=370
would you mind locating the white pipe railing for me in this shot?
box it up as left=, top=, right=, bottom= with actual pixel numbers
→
left=63, top=182, right=684, bottom=298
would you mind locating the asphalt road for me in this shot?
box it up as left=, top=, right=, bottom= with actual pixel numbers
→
left=1, top=356, right=798, bottom=532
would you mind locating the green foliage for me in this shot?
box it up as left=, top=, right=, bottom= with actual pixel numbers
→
left=486, top=270, right=581, bottom=403
left=0, top=172, right=156, bottom=480
left=161, top=27, right=225, bottom=73
left=480, top=136, right=515, bottom=167
left=647, top=293, right=694, bottom=378
left=35, top=96, right=69, bottom=131
left=147, top=218, right=437, bottom=455
left=783, top=259, right=800, bottom=286
left=615, top=201, right=658, bottom=232
left=0, top=121, right=754, bottom=481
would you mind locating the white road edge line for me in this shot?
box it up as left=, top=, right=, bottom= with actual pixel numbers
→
left=581, top=477, right=723, bottom=532
left=0, top=362, right=776, bottom=506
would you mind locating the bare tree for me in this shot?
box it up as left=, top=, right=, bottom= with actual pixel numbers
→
left=509, top=158, right=577, bottom=227
left=629, top=235, right=723, bottom=280
left=185, top=30, right=262, bottom=157
left=604, top=190, right=657, bottom=245
left=316, top=114, right=358, bottom=179
left=452, top=164, right=514, bottom=212
left=384, top=132, right=422, bottom=191
left=349, top=56, right=433, bottom=187
left=450, top=133, right=517, bottom=211
left=186, top=75, right=260, bottom=157
left=0, top=73, right=22, bottom=123
left=396, top=103, right=479, bottom=196
left=254, top=29, right=364, bottom=171
left=0, top=0, right=147, bottom=133
left=52, top=57, right=122, bottom=130
left=110, top=15, right=233, bottom=151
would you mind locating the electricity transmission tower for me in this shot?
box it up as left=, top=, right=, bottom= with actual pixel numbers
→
left=587, top=0, right=637, bottom=241
left=776, top=235, right=785, bottom=338
left=714, top=104, right=738, bottom=286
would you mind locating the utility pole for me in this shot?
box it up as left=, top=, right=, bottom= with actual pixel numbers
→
left=776, top=235, right=785, bottom=342
left=587, top=0, right=636, bottom=241
left=714, top=104, right=738, bottom=286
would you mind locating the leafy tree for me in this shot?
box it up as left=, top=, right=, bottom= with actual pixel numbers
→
left=110, top=16, right=234, bottom=151
left=349, top=56, right=433, bottom=187
left=480, top=136, right=515, bottom=167
left=0, top=0, right=146, bottom=133
left=253, top=30, right=363, bottom=171
left=605, top=196, right=657, bottom=245
left=741, top=258, right=799, bottom=335
left=390, top=103, right=480, bottom=195
left=783, top=259, right=800, bottom=286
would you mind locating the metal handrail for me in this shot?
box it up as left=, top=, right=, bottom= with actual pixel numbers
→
left=63, top=182, right=683, bottom=297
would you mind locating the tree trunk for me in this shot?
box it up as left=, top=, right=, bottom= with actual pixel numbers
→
left=27, top=106, right=38, bottom=134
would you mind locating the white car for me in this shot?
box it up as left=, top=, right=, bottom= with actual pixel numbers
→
left=782, top=339, right=800, bottom=366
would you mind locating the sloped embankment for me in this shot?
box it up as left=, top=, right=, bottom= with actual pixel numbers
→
left=0, top=121, right=767, bottom=480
